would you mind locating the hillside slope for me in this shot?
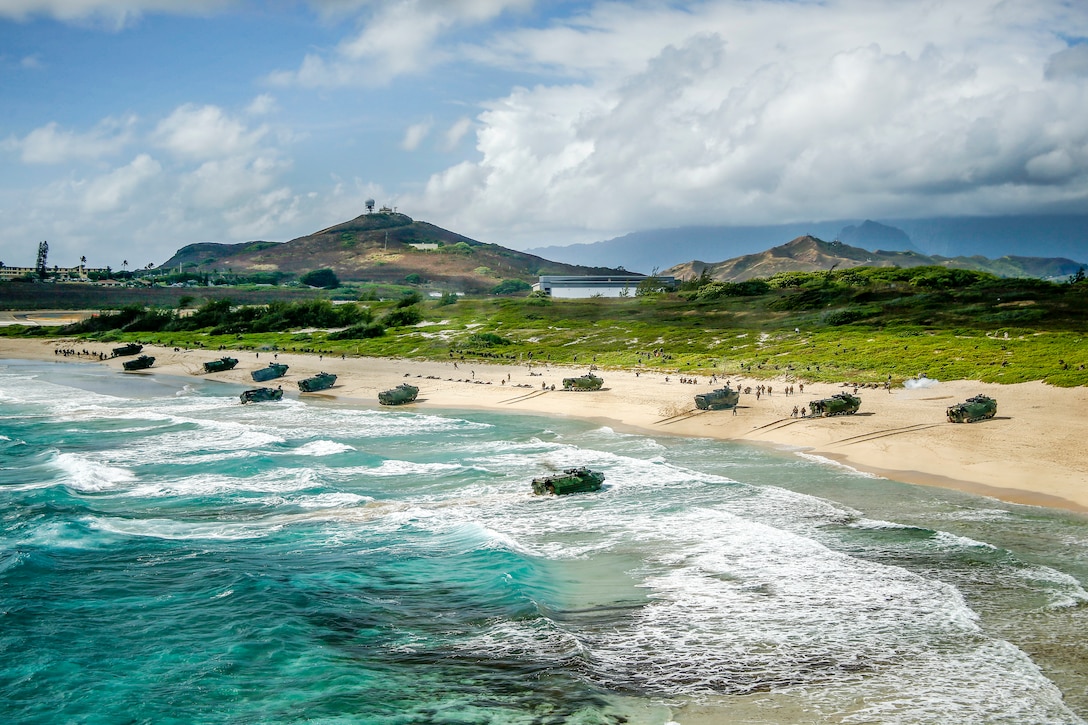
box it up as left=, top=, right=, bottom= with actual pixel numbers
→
left=159, top=212, right=631, bottom=291
left=665, top=236, right=1084, bottom=282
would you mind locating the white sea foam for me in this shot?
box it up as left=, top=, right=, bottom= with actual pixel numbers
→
left=1012, top=565, right=1088, bottom=609
left=290, top=492, right=372, bottom=509
left=794, top=451, right=881, bottom=477
left=126, top=468, right=323, bottom=497
left=89, top=516, right=279, bottom=540
left=53, top=452, right=135, bottom=492
left=364, top=459, right=467, bottom=477
left=291, top=440, right=356, bottom=457
left=460, top=502, right=1082, bottom=722
left=929, top=529, right=1000, bottom=551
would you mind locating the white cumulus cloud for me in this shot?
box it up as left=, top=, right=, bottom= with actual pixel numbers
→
left=80, top=153, right=161, bottom=213
left=153, top=104, right=267, bottom=160
left=6, top=117, right=135, bottom=164
left=401, top=119, right=432, bottom=151
left=0, top=0, right=234, bottom=28
left=270, top=0, right=533, bottom=87
left=401, top=0, right=1088, bottom=247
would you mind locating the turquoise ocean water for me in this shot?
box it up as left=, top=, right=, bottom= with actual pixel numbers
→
left=2, top=357, right=1087, bottom=724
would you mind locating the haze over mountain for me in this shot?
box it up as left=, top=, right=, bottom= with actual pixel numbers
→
left=664, top=236, right=1085, bottom=283
left=526, top=215, right=1088, bottom=274
left=158, top=212, right=631, bottom=292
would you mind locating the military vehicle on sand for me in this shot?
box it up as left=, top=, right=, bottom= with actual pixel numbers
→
left=203, top=357, right=239, bottom=374
left=298, top=372, right=337, bottom=392
left=562, top=373, right=603, bottom=391
left=122, top=355, right=155, bottom=371
left=111, top=343, right=143, bottom=357
left=946, top=395, right=997, bottom=423
left=251, top=362, right=289, bottom=382
left=808, top=392, right=861, bottom=417
left=694, top=385, right=741, bottom=410
left=378, top=383, right=419, bottom=406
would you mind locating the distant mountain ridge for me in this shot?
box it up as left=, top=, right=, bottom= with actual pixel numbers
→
left=664, top=236, right=1085, bottom=282
left=158, top=212, right=631, bottom=291
left=526, top=215, right=1088, bottom=273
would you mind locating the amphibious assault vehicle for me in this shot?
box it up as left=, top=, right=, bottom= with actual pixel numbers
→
left=808, top=392, right=861, bottom=417
left=111, top=343, right=143, bottom=357
left=562, top=373, right=603, bottom=391
left=694, top=385, right=741, bottom=410
left=531, top=467, right=605, bottom=495
left=240, top=387, right=283, bottom=404
left=298, top=372, right=337, bottom=393
left=122, top=355, right=155, bottom=371
left=251, top=362, right=289, bottom=382
left=203, top=357, right=239, bottom=374
left=946, top=395, right=997, bottom=423
left=378, top=383, right=419, bottom=406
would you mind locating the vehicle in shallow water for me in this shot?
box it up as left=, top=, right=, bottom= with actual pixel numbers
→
left=947, top=395, right=997, bottom=423
left=122, top=355, right=155, bottom=371
left=111, top=343, right=143, bottom=357
left=694, top=385, right=741, bottom=410
left=378, top=383, right=419, bottom=405
left=202, top=357, right=239, bottom=374
left=251, top=362, right=289, bottom=382
left=531, top=466, right=605, bottom=495
left=240, top=387, right=283, bottom=404
left=298, top=372, right=337, bottom=392
left=562, top=373, right=603, bottom=391
left=808, top=392, right=861, bottom=417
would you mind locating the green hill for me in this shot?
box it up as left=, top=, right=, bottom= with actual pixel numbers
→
left=158, top=212, right=630, bottom=291
left=665, top=236, right=1084, bottom=282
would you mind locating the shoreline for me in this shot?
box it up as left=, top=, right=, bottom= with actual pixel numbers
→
left=4, top=337, right=1088, bottom=513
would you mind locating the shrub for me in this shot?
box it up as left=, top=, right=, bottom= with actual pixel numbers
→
left=467, top=332, right=512, bottom=347
left=693, top=279, right=771, bottom=300
left=491, top=279, right=532, bottom=295
left=822, top=306, right=879, bottom=326
left=299, top=268, right=340, bottom=289
left=328, top=322, right=386, bottom=340
left=381, top=306, right=423, bottom=327
left=767, top=271, right=822, bottom=288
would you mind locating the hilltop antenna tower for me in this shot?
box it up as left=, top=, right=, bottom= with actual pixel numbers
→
left=36, top=241, right=48, bottom=279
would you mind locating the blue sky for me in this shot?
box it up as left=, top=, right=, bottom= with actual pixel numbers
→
left=1, top=0, right=1087, bottom=269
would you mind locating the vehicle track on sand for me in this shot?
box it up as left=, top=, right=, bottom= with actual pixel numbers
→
left=653, top=408, right=706, bottom=425
left=827, top=423, right=943, bottom=447
left=498, top=389, right=549, bottom=405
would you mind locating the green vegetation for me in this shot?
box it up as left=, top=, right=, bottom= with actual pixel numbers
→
left=5, top=264, right=1086, bottom=386
left=490, top=279, right=532, bottom=295
left=299, top=268, right=340, bottom=289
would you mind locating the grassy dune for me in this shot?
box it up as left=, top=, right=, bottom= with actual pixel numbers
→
left=4, top=266, right=1086, bottom=386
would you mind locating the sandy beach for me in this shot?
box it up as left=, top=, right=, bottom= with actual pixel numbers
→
left=4, top=336, right=1088, bottom=513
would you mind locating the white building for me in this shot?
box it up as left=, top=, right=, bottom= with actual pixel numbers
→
left=532, top=274, right=676, bottom=298
left=0, top=264, right=103, bottom=281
